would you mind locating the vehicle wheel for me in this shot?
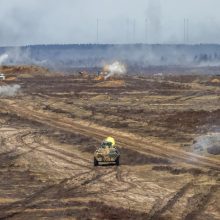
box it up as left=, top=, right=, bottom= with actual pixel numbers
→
left=116, top=157, right=120, bottom=166
left=94, top=158, right=98, bottom=166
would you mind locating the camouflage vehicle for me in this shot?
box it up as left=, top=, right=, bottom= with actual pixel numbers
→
left=94, top=137, right=120, bottom=166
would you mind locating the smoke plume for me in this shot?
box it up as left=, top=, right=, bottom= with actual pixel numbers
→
left=5, top=47, right=47, bottom=66
left=0, top=84, right=21, bottom=97
left=193, top=132, right=220, bottom=154
left=104, top=61, right=127, bottom=79
left=0, top=54, right=9, bottom=65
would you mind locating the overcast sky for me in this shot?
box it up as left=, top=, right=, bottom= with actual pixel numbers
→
left=0, top=0, right=220, bottom=46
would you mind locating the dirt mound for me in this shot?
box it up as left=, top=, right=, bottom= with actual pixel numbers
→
left=91, top=94, right=110, bottom=101
left=211, top=78, right=220, bottom=83
left=96, top=80, right=126, bottom=87
left=0, top=65, right=50, bottom=78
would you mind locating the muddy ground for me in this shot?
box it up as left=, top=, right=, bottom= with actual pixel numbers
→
left=0, top=69, right=219, bottom=219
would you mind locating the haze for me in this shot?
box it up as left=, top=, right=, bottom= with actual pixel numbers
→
left=0, top=0, right=220, bottom=46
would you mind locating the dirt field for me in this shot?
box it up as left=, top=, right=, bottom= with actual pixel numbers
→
left=0, top=67, right=219, bottom=219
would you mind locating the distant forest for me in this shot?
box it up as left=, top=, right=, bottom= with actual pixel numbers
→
left=1, top=44, right=220, bottom=70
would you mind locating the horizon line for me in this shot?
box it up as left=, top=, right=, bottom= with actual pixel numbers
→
left=1, top=43, right=220, bottom=48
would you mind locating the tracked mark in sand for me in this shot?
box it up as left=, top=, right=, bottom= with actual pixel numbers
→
left=183, top=185, right=219, bottom=220
left=147, top=181, right=193, bottom=220
left=15, top=132, right=92, bottom=170
left=5, top=129, right=91, bottom=171
left=2, top=101, right=220, bottom=171
left=116, top=166, right=122, bottom=181
left=0, top=131, right=33, bottom=167
left=0, top=151, right=120, bottom=219
left=0, top=171, right=91, bottom=220
left=34, top=135, right=91, bottom=163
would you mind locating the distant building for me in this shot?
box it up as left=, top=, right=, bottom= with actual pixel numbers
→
left=0, top=73, right=5, bottom=80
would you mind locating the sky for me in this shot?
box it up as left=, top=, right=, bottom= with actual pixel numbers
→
left=0, top=0, right=220, bottom=46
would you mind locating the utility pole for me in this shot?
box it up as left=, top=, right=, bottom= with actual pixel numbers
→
left=186, top=19, right=189, bottom=43
left=184, top=18, right=189, bottom=44
left=126, top=18, right=130, bottom=44
left=96, top=18, right=99, bottom=44
left=184, top=18, right=186, bottom=44
left=145, top=18, right=148, bottom=44
left=133, top=19, right=136, bottom=43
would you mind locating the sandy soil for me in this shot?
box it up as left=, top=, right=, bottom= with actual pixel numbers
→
left=0, top=70, right=219, bottom=219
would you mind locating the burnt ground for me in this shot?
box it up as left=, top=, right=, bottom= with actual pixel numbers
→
left=0, top=70, right=219, bottom=219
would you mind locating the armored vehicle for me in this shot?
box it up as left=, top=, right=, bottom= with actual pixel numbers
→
left=94, top=137, right=120, bottom=166
left=0, top=73, right=5, bottom=80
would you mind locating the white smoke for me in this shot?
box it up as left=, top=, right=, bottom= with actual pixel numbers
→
left=0, top=84, right=21, bottom=97
left=193, top=132, right=220, bottom=152
left=0, top=54, right=9, bottom=65
left=0, top=48, right=47, bottom=66
left=104, top=61, right=126, bottom=79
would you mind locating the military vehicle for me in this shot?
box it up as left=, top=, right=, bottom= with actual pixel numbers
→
left=0, top=73, right=5, bottom=81
left=94, top=137, right=120, bottom=166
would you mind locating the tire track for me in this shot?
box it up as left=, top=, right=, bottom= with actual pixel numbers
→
left=1, top=101, right=219, bottom=219
left=116, top=166, right=122, bottom=181
left=15, top=132, right=91, bottom=170
left=147, top=181, right=193, bottom=220
left=4, top=129, right=91, bottom=171
left=0, top=130, right=33, bottom=167
left=0, top=171, right=91, bottom=220
left=2, top=102, right=220, bottom=171
left=0, top=166, right=121, bottom=219
left=34, top=135, right=91, bottom=163
left=183, top=185, right=219, bottom=220
left=0, top=129, right=127, bottom=219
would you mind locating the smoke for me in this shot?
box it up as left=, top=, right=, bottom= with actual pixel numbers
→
left=1, top=44, right=219, bottom=70
left=193, top=133, right=220, bottom=153
left=7, top=47, right=32, bottom=64
left=1, top=0, right=220, bottom=45
left=0, top=48, right=47, bottom=66
left=0, top=85, right=21, bottom=97
left=103, top=61, right=127, bottom=79
left=0, top=54, right=9, bottom=65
